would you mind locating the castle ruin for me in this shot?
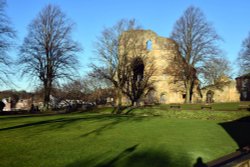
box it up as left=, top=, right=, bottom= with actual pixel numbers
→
left=119, top=29, right=240, bottom=104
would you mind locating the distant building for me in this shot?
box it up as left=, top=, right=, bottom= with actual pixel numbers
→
left=2, top=97, right=32, bottom=111
left=236, top=73, right=250, bottom=101
left=15, top=98, right=32, bottom=110
left=2, top=98, right=13, bottom=111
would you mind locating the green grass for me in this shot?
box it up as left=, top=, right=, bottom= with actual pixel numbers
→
left=0, top=107, right=249, bottom=167
left=160, top=101, right=250, bottom=111
left=132, top=106, right=250, bottom=121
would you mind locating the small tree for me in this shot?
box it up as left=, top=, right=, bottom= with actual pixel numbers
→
left=60, top=79, right=86, bottom=100
left=238, top=32, right=250, bottom=74
left=81, top=75, right=114, bottom=104
left=18, top=4, right=81, bottom=109
left=170, top=6, right=222, bottom=103
left=199, top=56, right=232, bottom=88
left=0, top=0, right=16, bottom=85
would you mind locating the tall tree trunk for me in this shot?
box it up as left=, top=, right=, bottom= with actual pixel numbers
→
left=43, top=80, right=52, bottom=110
left=185, top=80, right=192, bottom=103
left=115, top=88, right=122, bottom=114
left=43, top=86, right=50, bottom=110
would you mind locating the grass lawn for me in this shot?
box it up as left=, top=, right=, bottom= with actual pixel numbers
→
left=159, top=101, right=250, bottom=111
left=0, top=107, right=249, bottom=167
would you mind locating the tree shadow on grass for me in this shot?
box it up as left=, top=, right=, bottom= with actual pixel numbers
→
left=0, top=114, right=147, bottom=137
left=66, top=144, right=139, bottom=167
left=66, top=146, right=191, bottom=167
left=122, top=149, right=191, bottom=167
left=0, top=107, right=113, bottom=120
left=219, top=116, right=250, bottom=148
left=80, top=120, right=121, bottom=137
left=0, top=113, right=60, bottom=120
left=95, top=144, right=139, bottom=167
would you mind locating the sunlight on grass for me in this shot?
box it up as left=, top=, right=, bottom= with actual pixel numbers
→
left=0, top=108, right=249, bottom=167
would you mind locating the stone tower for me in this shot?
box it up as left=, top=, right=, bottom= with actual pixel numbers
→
left=119, top=29, right=200, bottom=104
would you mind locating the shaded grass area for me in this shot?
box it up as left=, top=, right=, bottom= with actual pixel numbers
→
left=0, top=108, right=249, bottom=167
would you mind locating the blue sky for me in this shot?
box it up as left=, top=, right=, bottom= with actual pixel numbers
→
left=2, top=0, right=250, bottom=91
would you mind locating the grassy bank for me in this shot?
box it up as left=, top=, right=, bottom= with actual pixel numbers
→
left=0, top=107, right=249, bottom=167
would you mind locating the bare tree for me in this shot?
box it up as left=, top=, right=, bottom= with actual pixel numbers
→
left=56, top=75, right=109, bottom=101
left=18, top=4, right=81, bottom=109
left=81, top=75, right=114, bottom=104
left=91, top=19, right=140, bottom=112
left=60, top=79, right=86, bottom=100
left=118, top=32, right=156, bottom=107
left=170, top=6, right=222, bottom=103
left=165, top=49, right=193, bottom=94
left=91, top=19, right=155, bottom=113
left=0, top=0, right=16, bottom=85
left=199, top=56, right=232, bottom=88
left=238, top=32, right=250, bottom=74
left=122, top=58, right=156, bottom=107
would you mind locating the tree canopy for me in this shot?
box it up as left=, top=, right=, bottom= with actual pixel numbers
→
left=18, top=4, right=81, bottom=108
left=238, top=32, right=250, bottom=74
left=0, top=0, right=16, bottom=85
left=170, top=6, right=222, bottom=102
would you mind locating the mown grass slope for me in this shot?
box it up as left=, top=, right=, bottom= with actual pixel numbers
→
left=0, top=107, right=249, bottom=167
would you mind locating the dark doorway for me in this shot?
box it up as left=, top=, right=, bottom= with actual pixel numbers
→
left=129, top=57, right=145, bottom=106
left=131, top=57, right=144, bottom=82
left=160, top=93, right=167, bottom=103
left=206, top=90, right=214, bottom=103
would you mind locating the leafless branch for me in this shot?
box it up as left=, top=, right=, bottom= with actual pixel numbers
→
left=169, top=6, right=222, bottom=103
left=0, top=0, right=16, bottom=86
left=238, top=32, right=250, bottom=74
left=18, top=4, right=81, bottom=108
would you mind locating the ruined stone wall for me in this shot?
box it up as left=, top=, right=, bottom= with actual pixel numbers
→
left=119, top=29, right=241, bottom=104
left=201, top=81, right=240, bottom=103
left=119, top=30, right=189, bottom=104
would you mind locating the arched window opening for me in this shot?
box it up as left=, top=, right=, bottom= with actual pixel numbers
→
left=160, top=93, right=167, bottom=103
left=146, top=40, right=152, bottom=51
left=206, top=90, right=214, bottom=103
